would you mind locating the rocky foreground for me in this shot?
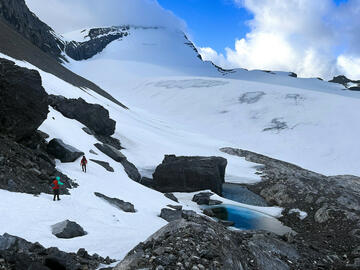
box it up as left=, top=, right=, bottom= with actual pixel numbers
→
left=220, top=147, right=360, bottom=269
left=115, top=212, right=343, bottom=270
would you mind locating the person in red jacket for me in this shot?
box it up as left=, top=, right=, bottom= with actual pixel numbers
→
left=81, top=155, right=88, bottom=173
left=51, top=176, right=63, bottom=201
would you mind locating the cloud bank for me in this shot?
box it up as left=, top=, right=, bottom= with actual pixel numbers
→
left=200, top=0, right=360, bottom=79
left=25, top=0, right=186, bottom=33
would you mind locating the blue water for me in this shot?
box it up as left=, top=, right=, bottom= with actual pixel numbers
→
left=208, top=204, right=292, bottom=235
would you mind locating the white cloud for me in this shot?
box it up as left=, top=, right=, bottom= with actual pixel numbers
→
left=337, top=55, right=360, bottom=80
left=25, top=0, right=186, bottom=34
left=201, top=0, right=360, bottom=79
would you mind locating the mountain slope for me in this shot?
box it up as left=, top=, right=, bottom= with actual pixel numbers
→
left=61, top=26, right=360, bottom=176
left=0, top=3, right=126, bottom=108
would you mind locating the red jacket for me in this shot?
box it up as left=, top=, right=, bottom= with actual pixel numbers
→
left=52, top=180, right=60, bottom=190
left=81, top=157, right=87, bottom=165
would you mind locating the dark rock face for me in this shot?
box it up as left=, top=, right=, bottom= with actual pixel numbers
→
left=65, top=26, right=129, bottom=61
left=115, top=214, right=336, bottom=270
left=0, top=0, right=65, bottom=61
left=47, top=138, right=84, bottom=163
left=51, top=220, right=87, bottom=239
left=94, top=192, right=135, bottom=213
left=90, top=159, right=114, bottom=172
left=221, top=147, right=360, bottom=266
left=152, top=155, right=227, bottom=195
left=0, top=58, right=48, bottom=140
left=49, top=95, right=116, bottom=136
left=0, top=134, right=76, bottom=195
left=0, top=233, right=114, bottom=270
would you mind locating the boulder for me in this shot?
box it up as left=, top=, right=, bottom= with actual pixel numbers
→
left=152, top=155, right=227, bottom=195
left=47, top=139, right=84, bottom=163
left=164, top=193, right=179, bottom=203
left=120, top=159, right=141, bottom=182
left=48, top=95, right=116, bottom=136
left=94, top=143, right=125, bottom=162
left=0, top=58, right=48, bottom=140
left=160, top=208, right=182, bottom=222
left=51, top=220, right=87, bottom=239
left=90, top=159, right=114, bottom=172
left=192, top=192, right=222, bottom=206
left=94, top=192, right=135, bottom=213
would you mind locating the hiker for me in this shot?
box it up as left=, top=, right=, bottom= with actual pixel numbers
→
left=52, top=176, right=63, bottom=201
left=81, top=155, right=88, bottom=173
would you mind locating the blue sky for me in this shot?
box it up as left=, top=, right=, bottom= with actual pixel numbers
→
left=159, top=0, right=348, bottom=54
left=158, top=0, right=253, bottom=53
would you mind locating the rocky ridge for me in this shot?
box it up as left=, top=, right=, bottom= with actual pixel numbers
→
left=221, top=147, right=360, bottom=267
left=65, top=26, right=129, bottom=61
left=0, top=0, right=65, bottom=62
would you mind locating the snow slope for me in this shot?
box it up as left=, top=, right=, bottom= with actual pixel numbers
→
left=2, top=24, right=360, bottom=261
left=0, top=53, right=265, bottom=260
left=62, top=26, right=360, bottom=176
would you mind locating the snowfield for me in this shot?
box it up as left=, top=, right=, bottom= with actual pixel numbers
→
left=2, top=25, right=360, bottom=261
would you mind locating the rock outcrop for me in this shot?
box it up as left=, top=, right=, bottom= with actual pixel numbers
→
left=47, top=138, right=84, bottom=163
left=49, top=95, right=116, bottom=136
left=65, top=27, right=129, bottom=61
left=90, top=159, right=114, bottom=172
left=115, top=214, right=337, bottom=270
left=221, top=147, right=360, bottom=266
left=329, top=75, right=360, bottom=90
left=0, top=233, right=114, bottom=270
left=164, top=193, right=179, bottom=203
left=152, top=155, right=227, bottom=195
left=94, top=143, right=141, bottom=181
left=51, top=220, right=87, bottom=239
left=0, top=58, right=48, bottom=141
left=83, top=127, right=122, bottom=150
left=94, top=192, right=136, bottom=213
